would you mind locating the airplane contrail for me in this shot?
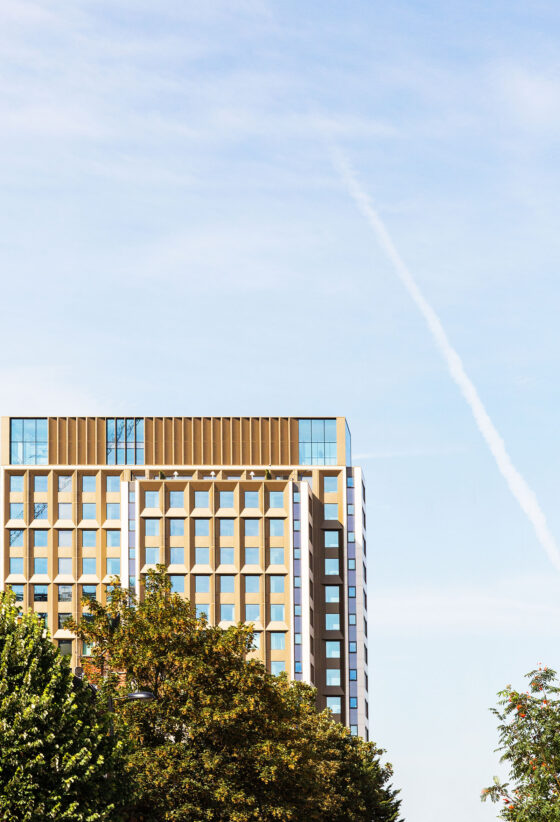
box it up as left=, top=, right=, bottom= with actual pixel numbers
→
left=330, top=146, right=560, bottom=572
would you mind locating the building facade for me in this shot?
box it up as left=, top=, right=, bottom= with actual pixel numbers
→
left=0, top=416, right=369, bottom=737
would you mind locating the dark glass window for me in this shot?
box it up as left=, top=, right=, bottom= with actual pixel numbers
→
left=34, top=585, right=48, bottom=602
left=58, top=585, right=72, bottom=602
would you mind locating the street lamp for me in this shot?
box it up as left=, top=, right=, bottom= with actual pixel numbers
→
left=123, top=689, right=155, bottom=702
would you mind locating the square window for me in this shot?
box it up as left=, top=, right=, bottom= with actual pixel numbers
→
left=144, top=491, right=159, bottom=508
left=82, top=585, right=97, bottom=601
left=270, top=604, right=285, bottom=622
left=34, top=557, right=48, bottom=575
left=58, top=640, right=72, bottom=656
left=326, top=641, right=340, bottom=659
left=347, top=503, right=355, bottom=515
left=269, top=575, right=285, bottom=593
left=245, top=604, right=260, bottom=622
left=348, top=558, right=356, bottom=570
left=106, top=557, right=120, bottom=576
left=219, top=491, right=234, bottom=508
left=106, top=530, right=120, bottom=548
left=57, top=503, right=71, bottom=520
left=245, top=575, right=260, bottom=593
left=10, top=503, right=24, bottom=520
left=269, top=491, right=283, bottom=508
left=349, top=669, right=357, bottom=681
left=82, top=503, right=96, bottom=520
left=34, top=584, right=48, bottom=602
left=34, top=476, right=48, bottom=493
left=325, top=613, right=340, bottom=630
left=195, top=575, right=210, bottom=593
left=220, top=603, right=234, bottom=622
left=144, top=519, right=160, bottom=537
left=350, top=725, right=358, bottom=736
left=106, top=476, right=121, bottom=493
left=220, top=575, right=235, bottom=593
left=58, top=558, right=72, bottom=575
left=58, top=475, right=72, bottom=492
left=10, top=475, right=24, bottom=492
left=348, top=532, right=355, bottom=543
left=349, top=641, right=357, bottom=652
left=269, top=548, right=284, bottom=565
left=10, top=584, right=24, bottom=601
left=349, top=613, right=357, bottom=625
left=326, top=696, right=341, bottom=714
left=170, top=547, right=184, bottom=565
left=349, top=586, right=356, bottom=598
left=33, top=503, right=48, bottom=520
left=145, top=547, right=159, bottom=564
left=269, top=519, right=284, bottom=537
left=324, top=476, right=338, bottom=493
left=270, top=660, right=285, bottom=676
left=325, top=586, right=340, bottom=603
left=58, top=530, right=72, bottom=548
left=58, top=584, right=72, bottom=602
left=324, top=558, right=339, bottom=576
left=106, top=503, right=120, bottom=520
left=219, top=519, right=234, bottom=537
left=196, top=603, right=210, bottom=619
left=82, top=530, right=97, bottom=547
left=33, top=530, right=48, bottom=547
left=194, top=519, right=210, bottom=537
left=195, top=547, right=210, bottom=565
left=244, top=519, right=259, bottom=537
left=169, top=491, right=183, bottom=508
left=194, top=490, right=209, bottom=508
left=326, top=669, right=341, bottom=686
left=58, top=613, right=72, bottom=629
left=244, top=491, right=259, bottom=508
left=9, top=557, right=24, bottom=575
left=82, top=476, right=96, bottom=493
left=170, top=575, right=184, bottom=593
left=324, top=531, right=339, bottom=548
left=324, top=503, right=338, bottom=521
left=220, top=547, right=234, bottom=565
left=9, top=530, right=24, bottom=547
left=169, top=519, right=184, bottom=536
left=82, top=558, right=96, bottom=575
left=295, top=661, right=302, bottom=674
left=270, top=631, right=285, bottom=650
left=245, top=547, right=260, bottom=565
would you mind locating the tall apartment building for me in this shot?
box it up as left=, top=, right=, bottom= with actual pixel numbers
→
left=0, top=416, right=369, bottom=737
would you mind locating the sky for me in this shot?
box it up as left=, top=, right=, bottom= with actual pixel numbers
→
left=2, top=0, right=560, bottom=819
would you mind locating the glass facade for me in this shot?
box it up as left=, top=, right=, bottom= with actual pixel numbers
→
left=106, top=418, right=144, bottom=465
left=298, top=419, right=337, bottom=465
left=10, top=419, right=48, bottom=465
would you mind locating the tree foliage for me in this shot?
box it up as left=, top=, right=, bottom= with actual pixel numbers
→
left=482, top=666, right=560, bottom=820
left=73, top=568, right=402, bottom=822
left=0, top=589, right=126, bottom=822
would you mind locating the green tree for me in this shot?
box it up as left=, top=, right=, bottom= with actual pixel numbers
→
left=482, top=665, right=560, bottom=820
left=74, top=568, right=401, bottom=822
left=0, top=589, right=127, bottom=822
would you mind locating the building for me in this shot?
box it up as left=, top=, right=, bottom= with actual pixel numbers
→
left=0, top=416, right=368, bottom=737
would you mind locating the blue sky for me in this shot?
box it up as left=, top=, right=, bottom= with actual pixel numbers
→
left=3, top=1, right=560, bottom=819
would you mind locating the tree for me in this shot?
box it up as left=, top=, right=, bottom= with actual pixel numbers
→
left=73, top=568, right=402, bottom=822
left=482, top=665, right=560, bottom=820
left=0, top=589, right=127, bottom=822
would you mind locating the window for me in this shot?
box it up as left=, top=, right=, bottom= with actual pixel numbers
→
left=324, top=476, right=338, bottom=493
left=220, top=547, right=234, bottom=565
left=196, top=603, right=210, bottom=619
left=106, top=503, right=120, bottom=520
left=82, top=503, right=96, bottom=520
left=350, top=669, right=357, bottom=681
left=348, top=558, right=356, bottom=570
left=270, top=632, right=285, bottom=650
left=169, top=491, right=183, bottom=508
left=10, top=503, right=24, bottom=520
left=244, top=519, right=259, bottom=537
left=170, top=575, right=184, bottom=594
left=326, top=696, right=341, bottom=714
left=9, top=530, right=24, bottom=547
left=220, top=575, right=235, bottom=593
left=106, top=476, right=121, bottom=493
left=82, top=641, right=92, bottom=657
left=144, top=491, right=159, bottom=508
left=106, top=530, right=120, bottom=547
left=349, top=613, right=357, bottom=626
left=82, top=476, right=96, bottom=493
left=106, top=418, right=144, bottom=465
left=325, top=586, right=340, bottom=603
left=34, top=585, right=48, bottom=602
left=270, top=661, right=285, bottom=676
left=57, top=503, right=71, bottom=521
left=220, top=604, right=234, bottom=622
left=194, top=519, right=210, bottom=537
left=82, top=558, right=96, bottom=575
left=58, top=475, right=72, bottom=492
left=10, top=475, right=23, bottom=492
left=347, top=503, right=354, bottom=515
left=295, top=661, right=302, bottom=673
left=348, top=532, right=355, bottom=543
left=195, top=547, right=209, bottom=565
left=145, top=547, right=159, bottom=564
left=82, top=585, right=97, bottom=601
left=194, top=490, right=209, bottom=508
left=57, top=613, right=72, bottom=630
left=34, top=476, right=48, bottom=493
left=325, top=558, right=339, bottom=576
left=244, top=547, right=259, bottom=565
left=350, top=725, right=358, bottom=736
left=294, top=520, right=300, bottom=531
left=245, top=575, right=260, bottom=593
left=58, top=530, right=72, bottom=547
left=9, top=557, right=24, bottom=575
left=269, top=575, right=285, bottom=593
left=251, top=632, right=261, bottom=649
left=269, top=491, right=283, bottom=508
left=219, top=491, right=234, bottom=508
left=269, top=519, right=284, bottom=537
left=245, top=604, right=260, bottom=622
left=326, top=641, right=341, bottom=659
left=169, top=519, right=184, bottom=536
left=195, top=575, right=210, bottom=593
left=349, top=696, right=358, bottom=709
left=270, top=604, right=285, bottom=622
left=349, top=586, right=356, bottom=598
left=34, top=557, right=48, bottom=575
left=33, top=530, right=48, bottom=547
left=219, top=519, right=234, bottom=537
left=58, top=585, right=72, bottom=602
left=324, top=531, right=339, bottom=548
left=10, top=584, right=24, bottom=601
left=170, top=547, right=184, bottom=565
left=10, top=418, right=48, bottom=465
left=82, top=530, right=97, bottom=547
left=145, top=519, right=160, bottom=537
left=326, top=669, right=341, bottom=686
left=244, top=491, right=259, bottom=508
left=324, top=503, right=338, bottom=521
left=58, top=640, right=72, bottom=656
left=269, top=548, right=284, bottom=565
left=106, top=558, right=120, bottom=576
left=325, top=613, right=340, bottom=630
left=298, top=418, right=337, bottom=466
